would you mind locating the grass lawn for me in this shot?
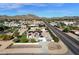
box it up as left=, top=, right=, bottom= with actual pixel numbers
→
left=20, top=35, right=27, bottom=43
left=0, top=34, right=12, bottom=40
left=0, top=34, right=4, bottom=40
left=16, top=35, right=29, bottom=43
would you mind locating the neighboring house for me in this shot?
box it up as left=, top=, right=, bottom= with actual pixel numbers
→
left=62, top=21, right=76, bottom=26
left=29, top=24, right=38, bottom=27
left=71, top=30, right=79, bottom=35
left=38, top=37, right=47, bottom=42
left=73, top=22, right=79, bottom=27
left=50, top=22, right=58, bottom=26
left=75, top=31, right=79, bottom=35
left=29, top=21, right=45, bottom=27
left=4, top=21, right=20, bottom=27
left=20, top=24, right=26, bottom=29
left=73, top=30, right=79, bottom=35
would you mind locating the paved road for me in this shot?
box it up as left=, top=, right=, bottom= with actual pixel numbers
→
left=44, top=21, right=79, bottom=55
left=66, top=33, right=79, bottom=41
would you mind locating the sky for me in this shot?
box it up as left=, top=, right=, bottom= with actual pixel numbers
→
left=0, top=3, right=79, bottom=17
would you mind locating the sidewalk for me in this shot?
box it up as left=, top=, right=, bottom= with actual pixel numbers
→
left=0, top=41, right=68, bottom=55
left=0, top=40, right=13, bottom=51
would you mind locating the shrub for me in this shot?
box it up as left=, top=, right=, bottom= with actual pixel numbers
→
left=0, top=34, right=12, bottom=40
left=63, top=28, right=69, bottom=32
left=13, top=31, right=19, bottom=37
left=0, top=44, right=1, bottom=46
left=31, top=38, right=36, bottom=43
left=47, top=27, right=59, bottom=42
left=53, top=36, right=59, bottom=42
left=26, top=38, right=29, bottom=42
left=20, top=35, right=29, bottom=43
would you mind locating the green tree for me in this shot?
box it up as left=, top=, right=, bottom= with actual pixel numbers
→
left=63, top=28, right=69, bottom=32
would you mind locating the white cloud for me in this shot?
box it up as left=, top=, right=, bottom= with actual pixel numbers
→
left=0, top=3, right=22, bottom=10
left=0, top=3, right=64, bottom=10
left=21, top=3, right=48, bottom=7
left=22, top=3, right=64, bottom=7
left=51, top=3, right=64, bottom=7
left=0, top=3, right=48, bottom=11
left=28, top=3, right=64, bottom=7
